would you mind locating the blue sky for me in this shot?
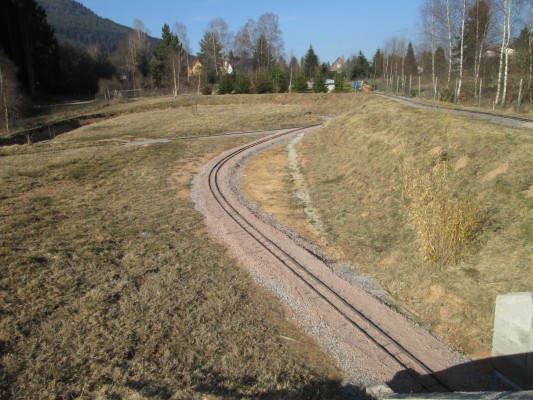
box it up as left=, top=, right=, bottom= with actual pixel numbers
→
left=77, top=0, right=425, bottom=63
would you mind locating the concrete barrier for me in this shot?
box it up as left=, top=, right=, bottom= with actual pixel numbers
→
left=381, top=391, right=533, bottom=399
left=492, top=292, right=533, bottom=390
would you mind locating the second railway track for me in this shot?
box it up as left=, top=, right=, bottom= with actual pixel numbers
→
left=194, top=125, right=509, bottom=393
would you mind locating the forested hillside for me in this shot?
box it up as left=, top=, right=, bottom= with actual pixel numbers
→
left=36, top=0, right=155, bottom=53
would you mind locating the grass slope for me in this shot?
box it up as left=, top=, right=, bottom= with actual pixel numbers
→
left=297, top=95, right=533, bottom=356
left=0, top=96, right=346, bottom=398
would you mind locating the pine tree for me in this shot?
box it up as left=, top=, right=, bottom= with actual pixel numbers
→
left=333, top=72, right=345, bottom=92
left=234, top=72, right=251, bottom=94
left=372, top=48, right=384, bottom=78
left=435, top=47, right=447, bottom=77
left=351, top=51, right=370, bottom=80
left=312, top=69, right=327, bottom=93
left=150, top=24, right=181, bottom=88
left=271, top=66, right=289, bottom=93
left=303, top=45, right=319, bottom=81
left=255, top=72, right=273, bottom=93
left=292, top=72, right=308, bottom=92
left=198, top=31, right=223, bottom=84
left=217, top=72, right=233, bottom=94
left=0, top=0, right=59, bottom=96
left=405, top=42, right=417, bottom=75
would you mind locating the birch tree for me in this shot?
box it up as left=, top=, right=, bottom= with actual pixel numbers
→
left=464, top=0, right=491, bottom=98
left=174, top=22, right=191, bottom=84
left=495, top=0, right=512, bottom=106
left=206, top=18, right=233, bottom=61
left=457, top=0, right=468, bottom=101
left=420, top=0, right=439, bottom=89
left=445, top=0, right=456, bottom=89
left=529, top=5, right=533, bottom=95
left=502, top=0, right=513, bottom=104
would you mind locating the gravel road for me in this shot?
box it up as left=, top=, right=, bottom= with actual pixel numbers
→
left=192, top=126, right=509, bottom=394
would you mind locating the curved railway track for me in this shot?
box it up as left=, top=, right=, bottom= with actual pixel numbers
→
left=194, top=126, right=509, bottom=393
left=207, top=126, right=452, bottom=393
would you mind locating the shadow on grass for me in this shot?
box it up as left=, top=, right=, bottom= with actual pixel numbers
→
left=127, top=371, right=364, bottom=399
left=388, top=354, right=531, bottom=393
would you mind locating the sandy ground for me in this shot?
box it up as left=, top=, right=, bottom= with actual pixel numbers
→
left=192, top=127, right=509, bottom=393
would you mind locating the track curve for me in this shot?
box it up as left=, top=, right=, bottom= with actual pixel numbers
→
left=193, top=126, right=509, bottom=393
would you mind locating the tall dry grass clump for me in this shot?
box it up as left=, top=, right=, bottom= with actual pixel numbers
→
left=402, top=159, right=482, bottom=266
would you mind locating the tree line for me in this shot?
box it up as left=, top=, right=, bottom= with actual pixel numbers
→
left=113, top=14, right=371, bottom=97
left=16, top=0, right=527, bottom=132
left=373, top=0, right=533, bottom=107
left=2, top=0, right=384, bottom=133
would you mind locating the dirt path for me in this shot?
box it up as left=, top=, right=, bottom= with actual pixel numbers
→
left=377, top=93, right=533, bottom=130
left=193, top=127, right=508, bottom=393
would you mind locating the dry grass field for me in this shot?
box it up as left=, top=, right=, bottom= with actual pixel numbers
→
left=0, top=94, right=359, bottom=399
left=243, top=94, right=533, bottom=358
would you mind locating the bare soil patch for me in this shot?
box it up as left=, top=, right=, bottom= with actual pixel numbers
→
left=481, top=162, right=510, bottom=182
left=242, top=143, right=325, bottom=247
left=454, top=155, right=470, bottom=171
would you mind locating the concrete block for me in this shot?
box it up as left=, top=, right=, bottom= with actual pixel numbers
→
left=492, top=292, right=533, bottom=389
left=383, top=391, right=533, bottom=399
left=366, top=383, right=394, bottom=399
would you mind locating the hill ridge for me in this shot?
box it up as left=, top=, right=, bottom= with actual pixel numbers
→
left=36, top=0, right=157, bottom=53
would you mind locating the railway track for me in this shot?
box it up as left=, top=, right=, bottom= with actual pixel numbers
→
left=207, top=126, right=453, bottom=393
left=195, top=125, right=508, bottom=393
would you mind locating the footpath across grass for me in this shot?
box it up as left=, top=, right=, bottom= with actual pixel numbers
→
left=0, top=96, right=347, bottom=398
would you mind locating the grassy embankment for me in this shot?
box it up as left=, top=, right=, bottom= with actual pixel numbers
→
left=0, top=94, right=357, bottom=398
left=1, top=93, right=347, bottom=140
left=243, top=94, right=533, bottom=357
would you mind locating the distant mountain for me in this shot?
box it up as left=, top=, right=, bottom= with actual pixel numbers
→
left=36, top=0, right=157, bottom=53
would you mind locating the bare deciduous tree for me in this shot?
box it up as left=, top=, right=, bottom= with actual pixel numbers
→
left=495, top=0, right=512, bottom=105
left=235, top=19, right=257, bottom=60
left=207, top=18, right=233, bottom=60
left=420, top=0, right=439, bottom=90
left=0, top=50, right=24, bottom=132
left=257, top=13, right=284, bottom=64
left=174, top=21, right=191, bottom=83
left=127, top=19, right=150, bottom=89
left=457, top=0, right=468, bottom=101
left=234, top=14, right=285, bottom=73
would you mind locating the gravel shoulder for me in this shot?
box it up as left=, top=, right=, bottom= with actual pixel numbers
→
left=192, top=127, right=509, bottom=393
